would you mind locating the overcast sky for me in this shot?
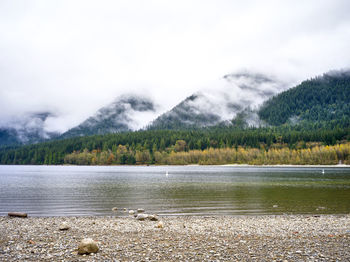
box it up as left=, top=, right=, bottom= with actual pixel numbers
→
left=1, top=0, right=350, bottom=133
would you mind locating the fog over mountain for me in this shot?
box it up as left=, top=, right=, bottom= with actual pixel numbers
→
left=0, top=1, right=350, bottom=140
left=60, top=95, right=159, bottom=139
left=0, top=112, right=59, bottom=145
left=149, top=72, right=287, bottom=129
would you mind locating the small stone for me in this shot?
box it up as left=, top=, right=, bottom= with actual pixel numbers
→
left=78, top=238, right=99, bottom=255
left=148, top=214, right=159, bottom=221
left=136, top=214, right=149, bottom=221
left=8, top=212, right=28, bottom=218
left=123, top=208, right=127, bottom=212
left=59, top=222, right=70, bottom=231
left=129, top=210, right=135, bottom=215
left=137, top=208, right=145, bottom=213
left=273, top=205, right=278, bottom=208
left=156, top=221, right=164, bottom=228
left=112, top=207, right=118, bottom=212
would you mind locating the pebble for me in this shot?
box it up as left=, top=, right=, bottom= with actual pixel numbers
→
left=77, top=238, right=99, bottom=255
left=0, top=215, right=349, bottom=261
left=156, top=221, right=164, bottom=228
left=136, top=214, right=149, bottom=221
left=58, top=222, right=70, bottom=231
left=148, top=214, right=159, bottom=221
left=8, top=212, right=28, bottom=218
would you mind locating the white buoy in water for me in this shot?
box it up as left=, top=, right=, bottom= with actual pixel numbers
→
left=322, top=169, right=325, bottom=174
left=166, top=171, right=169, bottom=177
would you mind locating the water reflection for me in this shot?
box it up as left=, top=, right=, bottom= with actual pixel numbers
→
left=0, top=165, right=350, bottom=216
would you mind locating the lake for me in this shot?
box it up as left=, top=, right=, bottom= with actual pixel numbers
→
left=0, top=165, right=350, bottom=216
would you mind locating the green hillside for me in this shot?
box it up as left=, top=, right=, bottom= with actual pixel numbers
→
left=258, top=71, right=350, bottom=126
left=60, top=95, right=156, bottom=139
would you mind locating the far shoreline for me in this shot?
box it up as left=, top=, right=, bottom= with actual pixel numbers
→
left=2, top=164, right=350, bottom=168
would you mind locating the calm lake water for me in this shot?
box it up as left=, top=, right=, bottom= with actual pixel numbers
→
left=0, top=165, right=350, bottom=216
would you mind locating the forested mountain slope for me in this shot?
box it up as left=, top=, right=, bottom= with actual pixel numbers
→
left=148, top=72, right=284, bottom=130
left=60, top=95, right=158, bottom=139
left=258, top=71, right=350, bottom=126
left=0, top=129, right=20, bottom=147
left=0, top=112, right=59, bottom=147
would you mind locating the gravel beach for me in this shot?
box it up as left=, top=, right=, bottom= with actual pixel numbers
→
left=1, top=215, right=350, bottom=261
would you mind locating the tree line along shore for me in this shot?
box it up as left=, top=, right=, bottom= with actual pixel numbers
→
left=0, top=127, right=349, bottom=165
left=64, top=142, right=350, bottom=165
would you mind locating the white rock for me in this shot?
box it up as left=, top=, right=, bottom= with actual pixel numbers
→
left=78, top=238, right=99, bottom=255
left=129, top=210, right=135, bottom=215
left=137, top=208, right=145, bottom=213
left=136, top=214, right=149, bottom=221
left=112, top=207, right=118, bottom=212
left=59, top=222, right=70, bottom=231
left=148, top=214, right=159, bottom=221
left=156, top=221, right=164, bottom=228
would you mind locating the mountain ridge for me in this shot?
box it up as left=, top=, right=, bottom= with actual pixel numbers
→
left=258, top=70, right=350, bottom=126
left=59, top=94, right=158, bottom=139
left=1, top=69, right=349, bottom=147
left=0, top=112, right=59, bottom=146
left=148, top=72, right=285, bottom=130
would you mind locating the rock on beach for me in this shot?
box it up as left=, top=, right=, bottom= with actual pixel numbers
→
left=7, top=212, right=27, bottom=218
left=156, top=221, right=164, bottom=228
left=1, top=215, right=350, bottom=261
left=136, top=214, right=148, bottom=221
left=59, top=222, right=70, bottom=231
left=77, top=238, right=99, bottom=255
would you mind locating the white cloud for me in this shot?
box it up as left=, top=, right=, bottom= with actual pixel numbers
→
left=0, top=0, right=350, bottom=133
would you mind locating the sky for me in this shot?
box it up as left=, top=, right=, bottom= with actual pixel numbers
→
left=0, top=0, right=350, bottom=133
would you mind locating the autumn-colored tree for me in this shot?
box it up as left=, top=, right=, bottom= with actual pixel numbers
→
left=174, top=140, right=187, bottom=152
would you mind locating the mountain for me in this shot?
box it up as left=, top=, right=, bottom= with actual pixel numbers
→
left=2, top=70, right=349, bottom=148
left=0, top=128, right=19, bottom=146
left=0, top=112, right=59, bottom=147
left=258, top=70, right=350, bottom=127
left=60, top=95, right=158, bottom=139
left=148, top=72, right=285, bottom=130
left=1, top=70, right=350, bottom=165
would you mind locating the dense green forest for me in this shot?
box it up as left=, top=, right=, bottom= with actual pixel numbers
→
left=148, top=94, right=222, bottom=130
left=0, top=124, right=349, bottom=165
left=259, top=71, right=350, bottom=125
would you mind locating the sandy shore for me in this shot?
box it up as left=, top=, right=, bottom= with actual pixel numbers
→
left=1, top=215, right=350, bottom=261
